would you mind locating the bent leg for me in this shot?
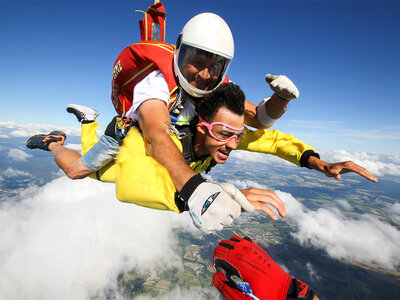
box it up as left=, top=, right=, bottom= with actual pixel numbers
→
left=49, top=132, right=120, bottom=180
left=48, top=143, right=94, bottom=179
left=42, top=119, right=120, bottom=180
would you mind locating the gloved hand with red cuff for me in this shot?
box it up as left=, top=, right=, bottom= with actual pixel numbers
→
left=212, top=235, right=316, bottom=300
left=177, top=175, right=255, bottom=234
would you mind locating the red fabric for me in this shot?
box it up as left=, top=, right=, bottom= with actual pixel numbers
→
left=139, top=2, right=166, bottom=42
left=111, top=41, right=177, bottom=115
left=213, top=235, right=292, bottom=300
left=295, top=279, right=311, bottom=298
left=222, top=75, right=230, bottom=84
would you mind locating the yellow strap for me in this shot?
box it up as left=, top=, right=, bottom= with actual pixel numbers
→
left=134, top=41, right=175, bottom=53
left=121, top=63, right=155, bottom=89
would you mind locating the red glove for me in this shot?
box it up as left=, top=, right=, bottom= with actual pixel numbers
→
left=212, top=235, right=315, bottom=300
left=212, top=271, right=253, bottom=300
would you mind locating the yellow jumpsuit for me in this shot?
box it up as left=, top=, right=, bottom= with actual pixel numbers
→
left=81, top=122, right=315, bottom=213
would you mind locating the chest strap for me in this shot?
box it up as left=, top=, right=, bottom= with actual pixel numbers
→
left=171, top=125, right=196, bottom=165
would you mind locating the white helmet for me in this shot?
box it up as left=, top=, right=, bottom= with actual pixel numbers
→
left=173, top=13, right=234, bottom=97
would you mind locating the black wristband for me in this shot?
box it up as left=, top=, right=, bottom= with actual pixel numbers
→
left=180, top=174, right=206, bottom=202
left=300, top=150, right=320, bottom=169
left=174, top=174, right=206, bottom=212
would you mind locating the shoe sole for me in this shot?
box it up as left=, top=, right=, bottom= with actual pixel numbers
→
left=67, top=104, right=99, bottom=117
left=26, top=131, right=67, bottom=150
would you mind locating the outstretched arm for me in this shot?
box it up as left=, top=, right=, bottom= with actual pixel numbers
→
left=307, top=156, right=378, bottom=182
left=243, top=74, right=299, bottom=129
left=244, top=94, right=290, bottom=128
left=240, top=187, right=286, bottom=220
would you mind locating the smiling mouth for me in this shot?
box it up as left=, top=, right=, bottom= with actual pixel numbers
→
left=193, top=80, right=209, bottom=90
left=217, top=149, right=230, bottom=160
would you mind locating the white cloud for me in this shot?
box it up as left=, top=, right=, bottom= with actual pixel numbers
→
left=0, top=134, right=8, bottom=138
left=0, top=177, right=200, bottom=300
left=276, top=190, right=400, bottom=270
left=8, top=149, right=32, bottom=161
left=306, top=262, right=320, bottom=281
left=224, top=179, right=270, bottom=190
left=0, top=121, right=81, bottom=138
left=3, top=167, right=31, bottom=178
left=336, top=199, right=352, bottom=211
left=387, top=203, right=400, bottom=225
left=390, top=155, right=400, bottom=164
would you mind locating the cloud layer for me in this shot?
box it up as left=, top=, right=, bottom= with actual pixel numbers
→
left=0, top=121, right=81, bottom=138
left=230, top=148, right=400, bottom=177
left=2, top=121, right=399, bottom=177
left=0, top=131, right=399, bottom=299
left=318, top=149, right=400, bottom=177
left=277, top=190, right=400, bottom=270
left=0, top=177, right=200, bottom=300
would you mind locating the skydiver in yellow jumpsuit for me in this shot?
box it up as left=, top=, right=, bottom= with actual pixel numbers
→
left=77, top=83, right=377, bottom=232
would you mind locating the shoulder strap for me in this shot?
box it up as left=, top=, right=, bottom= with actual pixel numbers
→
left=173, top=126, right=196, bottom=165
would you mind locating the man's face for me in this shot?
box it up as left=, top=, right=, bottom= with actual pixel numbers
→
left=197, top=107, right=244, bottom=164
left=180, top=48, right=225, bottom=91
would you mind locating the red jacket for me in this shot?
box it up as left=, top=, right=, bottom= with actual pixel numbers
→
left=111, top=41, right=178, bottom=115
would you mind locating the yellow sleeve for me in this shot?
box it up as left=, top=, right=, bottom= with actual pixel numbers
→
left=80, top=122, right=117, bottom=183
left=81, top=121, right=99, bottom=155
left=237, top=128, right=316, bottom=167
left=81, top=122, right=182, bottom=213
left=115, top=127, right=182, bottom=213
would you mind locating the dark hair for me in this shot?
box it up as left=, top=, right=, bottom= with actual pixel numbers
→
left=195, top=82, right=245, bottom=122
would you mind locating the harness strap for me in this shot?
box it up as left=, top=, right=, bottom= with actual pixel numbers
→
left=173, top=126, right=196, bottom=165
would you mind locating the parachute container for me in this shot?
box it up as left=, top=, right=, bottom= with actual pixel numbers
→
left=138, top=2, right=166, bottom=42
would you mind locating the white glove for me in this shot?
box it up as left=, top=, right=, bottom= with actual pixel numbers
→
left=178, top=175, right=254, bottom=233
left=265, top=74, right=299, bottom=100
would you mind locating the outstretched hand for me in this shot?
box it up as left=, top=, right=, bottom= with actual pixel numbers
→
left=240, top=187, right=286, bottom=220
left=265, top=74, right=299, bottom=100
left=308, top=156, right=378, bottom=182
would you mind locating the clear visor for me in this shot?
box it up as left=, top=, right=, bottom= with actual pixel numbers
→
left=177, top=44, right=231, bottom=91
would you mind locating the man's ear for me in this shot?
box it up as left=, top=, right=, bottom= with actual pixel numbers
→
left=197, top=123, right=207, bottom=135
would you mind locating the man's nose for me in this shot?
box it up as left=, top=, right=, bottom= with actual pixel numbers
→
left=197, top=67, right=211, bottom=80
left=226, top=137, right=238, bottom=150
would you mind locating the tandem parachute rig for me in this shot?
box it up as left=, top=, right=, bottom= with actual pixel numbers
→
left=114, top=1, right=169, bottom=136
left=127, top=1, right=197, bottom=165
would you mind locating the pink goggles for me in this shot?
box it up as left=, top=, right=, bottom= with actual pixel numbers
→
left=199, top=116, right=244, bottom=142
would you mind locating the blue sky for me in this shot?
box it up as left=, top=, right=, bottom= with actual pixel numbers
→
left=1, top=1, right=399, bottom=154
